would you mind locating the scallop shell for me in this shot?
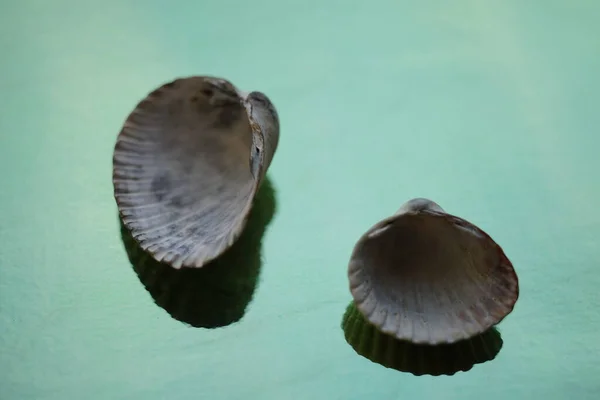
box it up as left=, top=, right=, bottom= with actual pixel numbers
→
left=120, top=176, right=277, bottom=328
left=113, top=76, right=279, bottom=269
left=341, top=302, right=503, bottom=376
left=348, top=198, right=519, bottom=345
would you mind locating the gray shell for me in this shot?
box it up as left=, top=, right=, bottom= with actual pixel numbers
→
left=348, top=198, right=519, bottom=344
left=112, top=76, right=279, bottom=269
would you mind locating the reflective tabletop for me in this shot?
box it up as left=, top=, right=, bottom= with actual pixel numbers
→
left=1, top=1, right=599, bottom=399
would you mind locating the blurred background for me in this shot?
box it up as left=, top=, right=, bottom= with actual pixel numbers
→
left=1, top=0, right=599, bottom=399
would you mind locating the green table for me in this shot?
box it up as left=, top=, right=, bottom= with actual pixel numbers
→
left=1, top=1, right=599, bottom=399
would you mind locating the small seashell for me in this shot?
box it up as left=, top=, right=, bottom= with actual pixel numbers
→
left=348, top=198, right=519, bottom=345
left=341, top=302, right=503, bottom=376
left=113, top=76, right=279, bottom=269
left=120, top=177, right=277, bottom=328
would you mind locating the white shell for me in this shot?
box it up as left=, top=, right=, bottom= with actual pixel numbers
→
left=112, top=76, right=279, bottom=269
left=348, top=198, right=519, bottom=344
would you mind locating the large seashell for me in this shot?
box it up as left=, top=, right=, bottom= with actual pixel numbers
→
left=113, top=76, right=280, bottom=269
left=341, top=302, right=502, bottom=376
left=348, top=198, right=519, bottom=345
left=120, top=176, right=277, bottom=328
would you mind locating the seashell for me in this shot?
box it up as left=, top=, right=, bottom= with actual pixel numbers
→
left=341, top=302, right=503, bottom=376
left=348, top=198, right=519, bottom=345
left=120, top=176, right=277, bottom=328
left=113, top=76, right=280, bottom=269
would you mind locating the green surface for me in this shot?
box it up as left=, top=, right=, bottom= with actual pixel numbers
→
left=1, top=1, right=599, bottom=399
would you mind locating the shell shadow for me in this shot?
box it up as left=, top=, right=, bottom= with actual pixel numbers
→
left=341, top=302, right=503, bottom=376
left=119, top=176, right=277, bottom=329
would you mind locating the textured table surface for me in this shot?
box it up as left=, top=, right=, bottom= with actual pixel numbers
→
left=1, top=1, right=599, bottom=399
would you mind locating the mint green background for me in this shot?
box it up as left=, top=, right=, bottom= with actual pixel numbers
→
left=1, top=1, right=599, bottom=399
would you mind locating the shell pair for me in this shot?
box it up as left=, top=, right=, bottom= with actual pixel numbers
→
left=112, top=76, right=519, bottom=357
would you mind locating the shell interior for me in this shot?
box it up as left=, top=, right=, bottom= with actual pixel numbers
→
left=113, top=76, right=278, bottom=269
left=348, top=199, right=519, bottom=344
